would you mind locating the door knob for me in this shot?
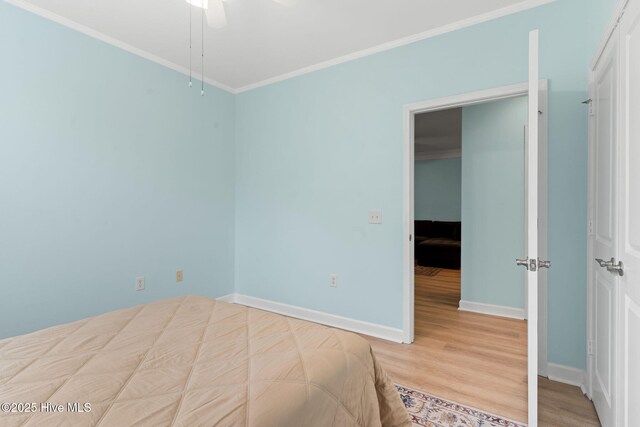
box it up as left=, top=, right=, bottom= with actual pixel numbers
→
left=538, top=259, right=551, bottom=269
left=608, top=260, right=624, bottom=276
left=516, top=258, right=537, bottom=271
left=595, top=258, right=624, bottom=276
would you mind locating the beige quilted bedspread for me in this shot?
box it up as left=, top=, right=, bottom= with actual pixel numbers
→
left=0, top=296, right=410, bottom=427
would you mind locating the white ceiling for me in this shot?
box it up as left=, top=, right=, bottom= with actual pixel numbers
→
left=9, top=0, right=549, bottom=92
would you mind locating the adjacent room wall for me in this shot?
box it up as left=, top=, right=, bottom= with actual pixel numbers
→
left=414, top=159, right=462, bottom=221
left=0, top=3, right=236, bottom=339
left=235, top=0, right=594, bottom=369
left=460, top=96, right=527, bottom=310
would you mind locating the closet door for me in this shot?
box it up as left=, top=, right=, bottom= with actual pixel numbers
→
left=591, top=26, right=619, bottom=427
left=618, top=1, right=640, bottom=425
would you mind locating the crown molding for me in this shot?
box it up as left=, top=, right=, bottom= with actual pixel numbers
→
left=7, top=0, right=557, bottom=94
left=235, top=0, right=557, bottom=93
left=4, top=0, right=236, bottom=94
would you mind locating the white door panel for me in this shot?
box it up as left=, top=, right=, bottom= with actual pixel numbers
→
left=591, top=25, right=618, bottom=427
left=595, top=270, right=613, bottom=406
left=526, top=29, right=539, bottom=427
left=595, top=60, right=614, bottom=246
left=619, top=1, right=640, bottom=425
left=625, top=298, right=640, bottom=426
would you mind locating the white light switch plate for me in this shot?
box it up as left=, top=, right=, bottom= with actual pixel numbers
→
left=369, top=209, right=382, bottom=224
left=135, top=276, right=145, bottom=291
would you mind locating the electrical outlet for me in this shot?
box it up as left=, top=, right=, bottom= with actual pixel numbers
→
left=330, top=274, right=338, bottom=288
left=135, top=276, right=145, bottom=291
left=369, top=209, right=382, bottom=224
left=176, top=270, right=183, bottom=283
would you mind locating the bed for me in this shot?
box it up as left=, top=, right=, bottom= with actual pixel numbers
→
left=0, top=296, right=410, bottom=426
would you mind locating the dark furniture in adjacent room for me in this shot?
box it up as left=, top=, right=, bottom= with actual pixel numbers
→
left=415, top=220, right=461, bottom=269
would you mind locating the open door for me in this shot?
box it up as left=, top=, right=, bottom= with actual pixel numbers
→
left=516, top=29, right=549, bottom=427
left=618, top=1, right=640, bottom=425
left=526, top=29, right=540, bottom=427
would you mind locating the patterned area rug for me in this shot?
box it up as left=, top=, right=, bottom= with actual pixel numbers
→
left=414, top=265, right=442, bottom=277
left=396, top=385, right=527, bottom=427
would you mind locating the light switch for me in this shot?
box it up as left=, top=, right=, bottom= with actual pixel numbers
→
left=369, top=209, right=382, bottom=224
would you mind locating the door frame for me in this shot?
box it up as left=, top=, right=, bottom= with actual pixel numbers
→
left=401, top=81, right=549, bottom=375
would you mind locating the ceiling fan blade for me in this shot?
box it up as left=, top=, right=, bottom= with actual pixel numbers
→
left=272, top=0, right=296, bottom=6
left=206, top=0, right=227, bottom=28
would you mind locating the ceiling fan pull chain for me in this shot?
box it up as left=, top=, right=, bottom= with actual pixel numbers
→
left=201, top=5, right=204, bottom=96
left=189, top=2, right=192, bottom=88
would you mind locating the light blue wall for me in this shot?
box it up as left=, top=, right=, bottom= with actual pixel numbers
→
left=1, top=0, right=621, bottom=370
left=236, top=0, right=595, bottom=369
left=414, top=159, right=462, bottom=221
left=587, top=0, right=622, bottom=52
left=0, top=3, right=236, bottom=339
left=460, top=97, right=527, bottom=309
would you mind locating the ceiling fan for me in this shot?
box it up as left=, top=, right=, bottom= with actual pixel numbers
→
left=185, top=0, right=296, bottom=29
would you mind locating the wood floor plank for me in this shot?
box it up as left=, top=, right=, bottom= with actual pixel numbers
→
left=362, top=268, right=600, bottom=426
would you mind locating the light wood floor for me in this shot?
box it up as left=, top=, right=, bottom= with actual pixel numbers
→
left=362, top=268, right=600, bottom=426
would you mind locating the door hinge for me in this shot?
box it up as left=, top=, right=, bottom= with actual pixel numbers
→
left=588, top=340, right=594, bottom=356
left=583, top=98, right=595, bottom=116
left=409, top=234, right=412, bottom=242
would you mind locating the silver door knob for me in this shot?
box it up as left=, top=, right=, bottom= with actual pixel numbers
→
left=608, top=260, right=624, bottom=276
left=595, top=258, right=624, bottom=276
left=538, top=259, right=551, bottom=269
left=516, top=258, right=529, bottom=270
left=595, top=258, right=613, bottom=268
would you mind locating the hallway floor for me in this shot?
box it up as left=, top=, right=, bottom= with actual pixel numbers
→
left=363, top=268, right=600, bottom=426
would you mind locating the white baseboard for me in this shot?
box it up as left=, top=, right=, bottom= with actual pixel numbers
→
left=219, top=293, right=404, bottom=343
left=216, top=294, right=236, bottom=303
left=547, top=363, right=587, bottom=390
left=458, top=300, right=526, bottom=320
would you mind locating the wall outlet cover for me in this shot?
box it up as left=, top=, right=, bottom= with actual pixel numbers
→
left=330, top=274, right=338, bottom=288
left=176, top=270, right=183, bottom=282
left=369, top=209, right=382, bottom=224
left=135, top=276, right=145, bottom=291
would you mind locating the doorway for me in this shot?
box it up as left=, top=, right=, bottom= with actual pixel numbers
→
left=402, top=82, right=549, bottom=363
left=401, top=82, right=549, bottom=423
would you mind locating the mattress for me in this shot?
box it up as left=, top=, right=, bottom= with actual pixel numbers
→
left=0, top=296, right=410, bottom=426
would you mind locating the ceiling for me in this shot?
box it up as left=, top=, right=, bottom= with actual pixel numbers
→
left=9, top=0, right=548, bottom=92
left=415, top=108, right=461, bottom=159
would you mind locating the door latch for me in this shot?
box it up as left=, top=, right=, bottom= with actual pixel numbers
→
left=516, top=258, right=534, bottom=270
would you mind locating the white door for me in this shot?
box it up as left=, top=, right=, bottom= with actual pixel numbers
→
left=618, top=1, right=640, bottom=425
left=591, top=26, right=619, bottom=427
left=525, top=29, right=542, bottom=427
